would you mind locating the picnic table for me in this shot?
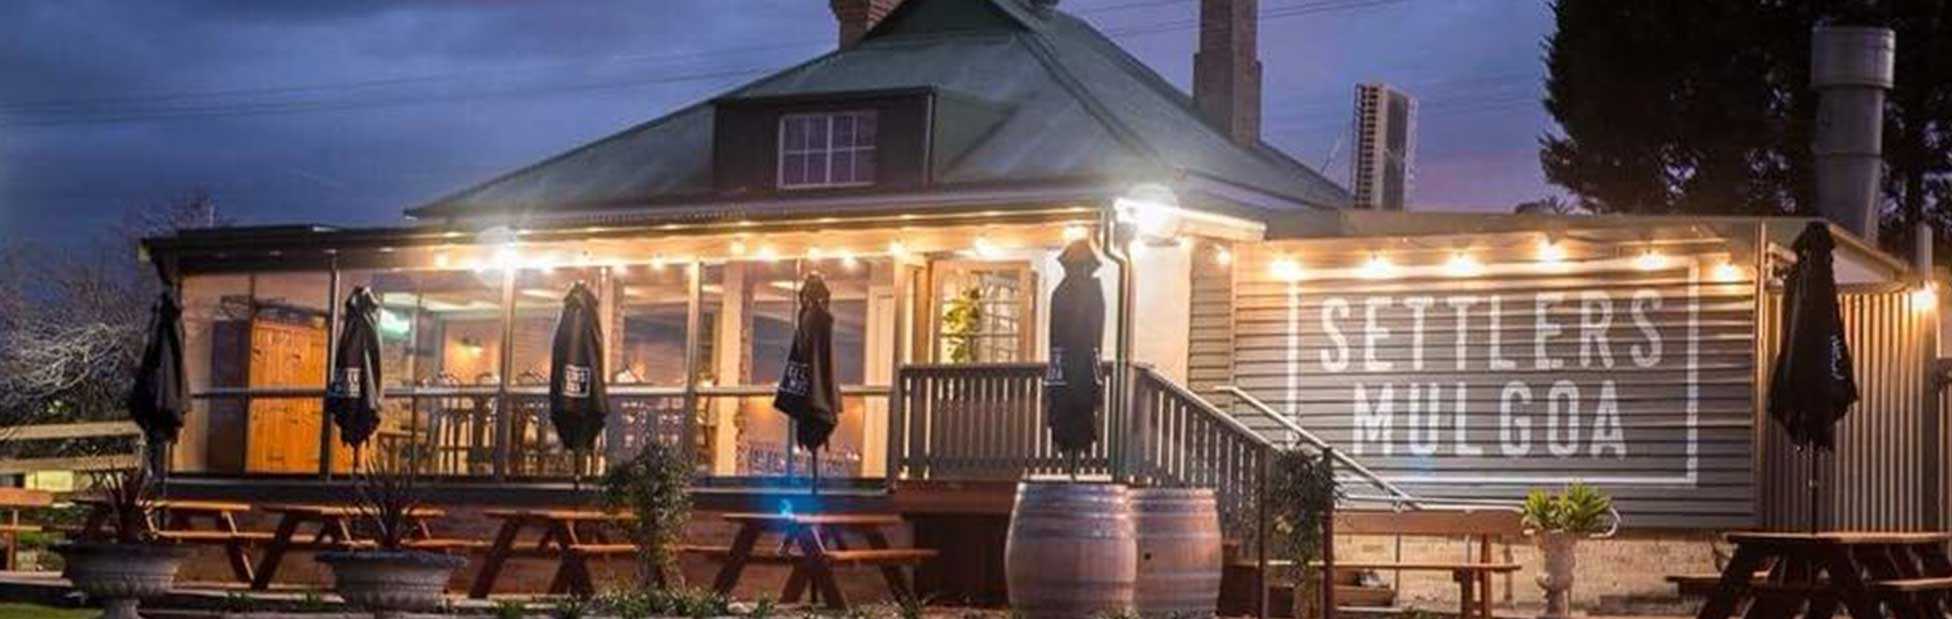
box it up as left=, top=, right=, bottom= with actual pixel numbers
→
left=1696, top=531, right=1952, bottom=619
left=74, top=498, right=264, bottom=582
left=469, top=509, right=638, bottom=599
left=250, top=504, right=457, bottom=590
left=702, top=512, right=936, bottom=610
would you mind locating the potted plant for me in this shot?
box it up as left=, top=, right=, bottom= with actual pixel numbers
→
left=1267, top=448, right=1340, bottom=619
left=316, top=454, right=465, bottom=618
left=53, top=466, right=190, bottom=619
left=598, top=440, right=693, bottom=588
left=1520, top=483, right=1618, bottom=619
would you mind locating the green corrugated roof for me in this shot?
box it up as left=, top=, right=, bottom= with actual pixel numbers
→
left=410, top=0, right=1349, bottom=218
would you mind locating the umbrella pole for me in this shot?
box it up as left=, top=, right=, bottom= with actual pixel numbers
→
left=810, top=446, right=821, bottom=497
left=1808, top=449, right=1821, bottom=533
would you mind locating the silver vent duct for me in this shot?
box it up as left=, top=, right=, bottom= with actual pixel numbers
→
left=1810, top=25, right=1895, bottom=244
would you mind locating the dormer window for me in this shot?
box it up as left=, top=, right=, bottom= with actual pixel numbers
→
left=778, top=110, right=878, bottom=189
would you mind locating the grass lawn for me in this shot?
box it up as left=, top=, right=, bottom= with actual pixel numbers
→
left=0, top=603, right=91, bottom=619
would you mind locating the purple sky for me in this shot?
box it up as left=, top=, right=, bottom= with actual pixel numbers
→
left=0, top=0, right=1558, bottom=245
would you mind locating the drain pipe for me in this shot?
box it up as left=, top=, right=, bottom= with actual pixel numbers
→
left=1811, top=25, right=1896, bottom=246
left=1100, top=201, right=1135, bottom=483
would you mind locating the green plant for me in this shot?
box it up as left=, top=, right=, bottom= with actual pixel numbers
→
left=296, top=590, right=330, bottom=613
left=1520, top=482, right=1615, bottom=535
left=940, top=286, right=985, bottom=363
left=491, top=598, right=528, bottom=619
left=551, top=595, right=594, bottom=619
left=599, top=441, right=694, bottom=588
left=749, top=596, right=776, bottom=619
left=220, top=590, right=258, bottom=614
left=895, top=592, right=933, bottom=619
left=1268, top=448, right=1340, bottom=566
left=87, top=467, right=157, bottom=545
left=350, top=449, right=424, bottom=551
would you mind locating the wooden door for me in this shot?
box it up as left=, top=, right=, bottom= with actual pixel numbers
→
left=244, top=320, right=329, bottom=473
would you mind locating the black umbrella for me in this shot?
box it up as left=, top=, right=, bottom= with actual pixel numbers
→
left=326, top=287, right=385, bottom=458
left=129, top=291, right=188, bottom=476
left=549, top=282, right=610, bottom=463
left=1044, top=240, right=1106, bottom=473
left=1765, top=222, right=1859, bottom=531
left=774, top=273, right=840, bottom=491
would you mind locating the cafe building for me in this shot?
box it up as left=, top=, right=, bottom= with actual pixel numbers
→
left=139, top=0, right=1948, bottom=610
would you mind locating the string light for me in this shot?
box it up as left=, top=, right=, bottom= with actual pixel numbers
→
left=973, top=236, right=1000, bottom=258
left=1911, top=283, right=1938, bottom=310
left=807, top=246, right=825, bottom=261
left=887, top=240, right=909, bottom=259
left=1635, top=250, right=1666, bottom=271
left=756, top=245, right=780, bottom=262
left=729, top=239, right=748, bottom=257
left=838, top=249, right=859, bottom=269
left=1712, top=261, right=1742, bottom=282
left=433, top=253, right=451, bottom=268
left=1537, top=240, right=1567, bottom=263
left=1444, top=253, right=1483, bottom=277
left=1177, top=236, right=1196, bottom=250
left=650, top=255, right=668, bottom=270
left=1212, top=247, right=1233, bottom=266
left=1270, top=257, right=1303, bottom=281
left=1062, top=225, right=1089, bottom=242
left=1359, top=254, right=1395, bottom=279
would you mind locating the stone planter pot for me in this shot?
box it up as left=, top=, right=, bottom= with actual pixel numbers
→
left=317, top=550, right=466, bottom=619
left=53, top=542, right=189, bottom=619
left=1534, top=531, right=1579, bottom=619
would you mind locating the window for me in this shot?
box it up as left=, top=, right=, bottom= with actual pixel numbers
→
left=931, top=261, right=1035, bottom=363
left=778, top=111, right=877, bottom=189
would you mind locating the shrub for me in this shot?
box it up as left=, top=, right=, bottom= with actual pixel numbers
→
left=598, top=441, right=693, bottom=587
left=1520, top=482, right=1614, bottom=535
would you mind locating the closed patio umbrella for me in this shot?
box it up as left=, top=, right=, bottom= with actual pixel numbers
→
left=326, top=287, right=385, bottom=459
left=774, top=273, right=839, bottom=492
left=129, top=291, right=188, bottom=476
left=1765, top=222, right=1858, bottom=530
left=550, top=282, right=610, bottom=470
left=1045, top=240, right=1106, bottom=474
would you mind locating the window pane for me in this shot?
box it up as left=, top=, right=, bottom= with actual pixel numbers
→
left=832, top=150, right=855, bottom=183
left=338, top=269, right=505, bottom=476
left=805, top=152, right=829, bottom=184
left=507, top=266, right=601, bottom=477
left=782, top=153, right=807, bottom=186
left=833, top=114, right=855, bottom=147
left=783, top=117, right=807, bottom=151
left=806, top=116, right=829, bottom=149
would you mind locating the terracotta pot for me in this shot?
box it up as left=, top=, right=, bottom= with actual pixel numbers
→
left=317, top=550, right=466, bottom=619
left=1534, top=531, right=1579, bottom=619
left=53, top=542, right=189, bottom=619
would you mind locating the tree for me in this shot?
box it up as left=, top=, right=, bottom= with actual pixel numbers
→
left=1541, top=0, right=1952, bottom=251
left=0, top=191, right=223, bottom=440
left=1513, top=196, right=1583, bottom=215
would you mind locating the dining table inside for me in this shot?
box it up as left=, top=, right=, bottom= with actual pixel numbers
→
left=1696, top=531, right=1952, bottom=619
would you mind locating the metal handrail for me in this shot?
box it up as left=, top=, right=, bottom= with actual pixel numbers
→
left=1216, top=385, right=1425, bottom=510
left=1133, top=367, right=1277, bottom=451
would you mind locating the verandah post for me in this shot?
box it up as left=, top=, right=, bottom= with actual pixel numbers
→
left=1321, top=447, right=1336, bottom=619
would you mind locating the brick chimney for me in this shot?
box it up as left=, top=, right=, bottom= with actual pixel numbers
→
left=831, top=0, right=904, bottom=49
left=1193, top=0, right=1262, bottom=147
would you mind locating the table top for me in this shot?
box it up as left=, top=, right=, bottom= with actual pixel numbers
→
left=1726, top=531, right=1952, bottom=545
left=259, top=504, right=446, bottom=519
left=75, top=498, right=252, bottom=513
left=721, top=512, right=903, bottom=527
left=482, top=508, right=634, bottom=522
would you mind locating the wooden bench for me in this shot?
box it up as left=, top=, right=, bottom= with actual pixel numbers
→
left=1668, top=572, right=1772, bottom=597
left=1331, top=509, right=1525, bottom=619
left=0, top=488, right=51, bottom=571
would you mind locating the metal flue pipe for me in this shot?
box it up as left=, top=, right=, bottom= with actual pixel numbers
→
left=1810, top=25, right=1895, bottom=245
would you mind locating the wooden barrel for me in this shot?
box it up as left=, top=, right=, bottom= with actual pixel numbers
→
left=1130, top=487, right=1224, bottom=618
left=1006, top=481, right=1137, bottom=619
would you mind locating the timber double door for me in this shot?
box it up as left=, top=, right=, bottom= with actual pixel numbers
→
left=212, top=316, right=351, bottom=474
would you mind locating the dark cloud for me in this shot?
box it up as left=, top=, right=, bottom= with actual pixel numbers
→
left=0, top=0, right=1555, bottom=244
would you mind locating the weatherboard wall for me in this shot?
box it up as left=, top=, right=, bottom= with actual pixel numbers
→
left=1222, top=230, right=1761, bottom=529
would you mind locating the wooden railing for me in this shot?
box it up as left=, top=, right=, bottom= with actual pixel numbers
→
left=891, top=362, right=1276, bottom=530
left=1127, top=366, right=1275, bottom=531
left=893, top=362, right=1123, bottom=480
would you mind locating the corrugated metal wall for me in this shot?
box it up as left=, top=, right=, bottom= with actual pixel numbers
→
left=1225, top=232, right=1759, bottom=528
left=1757, top=289, right=1941, bottom=531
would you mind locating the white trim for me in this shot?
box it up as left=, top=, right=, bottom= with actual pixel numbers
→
left=777, top=110, right=878, bottom=190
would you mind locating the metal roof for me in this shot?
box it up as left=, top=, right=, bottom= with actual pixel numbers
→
left=409, top=0, right=1349, bottom=220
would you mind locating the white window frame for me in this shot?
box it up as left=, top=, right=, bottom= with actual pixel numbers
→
left=777, top=110, right=877, bottom=190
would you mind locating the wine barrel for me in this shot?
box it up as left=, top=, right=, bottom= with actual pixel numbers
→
left=1006, top=481, right=1137, bottom=619
left=1130, top=487, right=1223, bottom=619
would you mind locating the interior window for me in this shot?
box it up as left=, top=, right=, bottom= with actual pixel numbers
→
left=931, top=261, right=1034, bottom=363
left=778, top=110, right=877, bottom=189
